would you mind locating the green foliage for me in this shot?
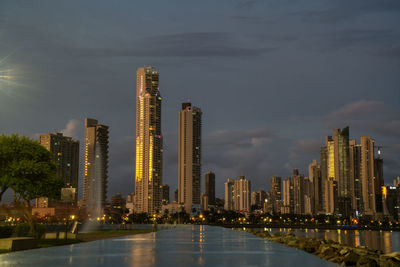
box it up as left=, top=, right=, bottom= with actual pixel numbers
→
left=0, top=134, right=63, bottom=202
left=0, top=225, right=14, bottom=238
left=12, top=223, right=46, bottom=239
left=13, top=223, right=30, bottom=237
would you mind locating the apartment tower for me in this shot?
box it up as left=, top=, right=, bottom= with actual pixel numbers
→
left=178, top=102, right=202, bottom=213
left=135, top=66, right=163, bottom=214
left=83, top=118, right=109, bottom=213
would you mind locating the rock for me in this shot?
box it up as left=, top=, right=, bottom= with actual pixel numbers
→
left=339, top=248, right=350, bottom=256
left=342, top=251, right=360, bottom=266
left=357, top=256, right=378, bottom=267
left=383, top=252, right=400, bottom=261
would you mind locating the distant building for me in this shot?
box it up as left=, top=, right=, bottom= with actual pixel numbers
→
left=333, top=127, right=351, bottom=217
left=162, top=184, right=170, bottom=205
left=224, top=179, right=235, bottom=211
left=292, top=170, right=305, bottom=215
left=251, top=190, right=267, bottom=210
left=37, top=132, right=79, bottom=208
left=201, top=194, right=208, bottom=211
left=270, top=176, right=281, bottom=214
left=224, top=176, right=251, bottom=212
left=174, top=189, right=178, bottom=202
left=361, top=136, right=376, bottom=215
left=204, top=171, right=216, bottom=205
left=281, top=177, right=293, bottom=214
left=309, top=160, right=322, bottom=214
left=349, top=139, right=363, bottom=214
left=83, top=118, right=109, bottom=213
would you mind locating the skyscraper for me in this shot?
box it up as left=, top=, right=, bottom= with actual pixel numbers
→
left=135, top=66, right=163, bottom=214
left=309, top=160, right=322, bottom=214
left=360, top=136, right=375, bottom=215
left=178, top=102, right=202, bottom=213
left=83, top=118, right=109, bottom=213
left=270, top=176, right=281, bottom=214
left=233, top=176, right=251, bottom=212
left=333, top=127, right=351, bottom=216
left=162, top=184, right=170, bottom=205
left=204, top=171, right=216, bottom=205
left=224, top=179, right=235, bottom=211
left=37, top=132, right=79, bottom=206
left=282, top=177, right=293, bottom=214
left=349, top=139, right=362, bottom=213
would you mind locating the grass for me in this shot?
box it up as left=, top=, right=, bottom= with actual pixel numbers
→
left=37, top=239, right=83, bottom=248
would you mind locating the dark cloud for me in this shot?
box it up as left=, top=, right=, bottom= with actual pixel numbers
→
left=60, top=119, right=81, bottom=139
left=302, top=0, right=400, bottom=24
left=235, top=0, right=261, bottom=10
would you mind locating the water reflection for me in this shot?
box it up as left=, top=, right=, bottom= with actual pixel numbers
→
left=266, top=228, right=399, bottom=253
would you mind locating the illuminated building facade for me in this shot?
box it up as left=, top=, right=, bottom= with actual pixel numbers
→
left=83, top=118, right=109, bottom=211
left=135, top=66, right=163, bottom=214
left=271, top=176, right=281, bottom=213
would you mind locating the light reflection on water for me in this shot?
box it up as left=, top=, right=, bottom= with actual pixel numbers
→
left=0, top=225, right=338, bottom=266
left=264, top=228, right=400, bottom=253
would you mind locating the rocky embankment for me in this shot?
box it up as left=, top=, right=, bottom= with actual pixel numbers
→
left=246, top=229, right=400, bottom=267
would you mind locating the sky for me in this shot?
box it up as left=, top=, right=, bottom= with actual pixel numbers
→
left=0, top=0, right=399, bottom=200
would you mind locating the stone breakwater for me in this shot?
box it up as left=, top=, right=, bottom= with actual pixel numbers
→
left=246, top=229, right=400, bottom=267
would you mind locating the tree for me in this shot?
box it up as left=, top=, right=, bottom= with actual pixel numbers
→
left=0, top=134, right=63, bottom=234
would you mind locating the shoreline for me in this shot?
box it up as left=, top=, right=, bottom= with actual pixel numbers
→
left=245, top=229, right=400, bottom=266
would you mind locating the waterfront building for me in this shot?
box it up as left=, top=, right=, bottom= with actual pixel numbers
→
left=281, top=177, right=293, bottom=214
left=135, top=66, right=163, bottom=214
left=178, top=102, right=202, bottom=213
left=271, top=176, right=281, bottom=214
left=224, top=179, right=235, bottom=211
left=303, top=177, right=314, bottom=215
left=320, top=136, right=334, bottom=214
left=394, top=177, right=400, bottom=187
left=333, top=127, right=351, bottom=217
left=37, top=132, right=79, bottom=207
left=309, top=160, right=323, bottom=214
left=292, top=169, right=305, bottom=215
left=349, top=139, right=363, bottom=214
left=325, top=177, right=337, bottom=215
left=224, top=176, right=251, bottom=212
left=174, top=189, right=178, bottom=202
left=360, top=136, right=376, bottom=215
left=251, top=190, right=267, bottom=210
left=233, top=176, right=251, bottom=212
left=204, top=171, right=216, bottom=205
left=83, top=118, right=109, bottom=212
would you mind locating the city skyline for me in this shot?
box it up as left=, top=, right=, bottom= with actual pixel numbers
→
left=0, top=0, right=399, bottom=200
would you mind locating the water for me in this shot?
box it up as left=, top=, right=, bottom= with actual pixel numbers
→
left=0, top=225, right=337, bottom=266
left=263, top=228, right=400, bottom=253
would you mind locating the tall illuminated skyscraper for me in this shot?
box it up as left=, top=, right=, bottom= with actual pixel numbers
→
left=83, top=118, right=109, bottom=213
left=135, top=66, right=163, bottom=214
left=178, top=102, right=202, bottom=213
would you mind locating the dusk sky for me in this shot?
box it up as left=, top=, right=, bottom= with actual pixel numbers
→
left=0, top=0, right=399, bottom=200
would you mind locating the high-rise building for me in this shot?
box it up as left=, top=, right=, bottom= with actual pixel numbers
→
left=234, top=176, right=251, bottom=212
left=83, top=118, right=109, bottom=213
left=224, top=179, right=235, bottom=211
left=360, top=136, right=376, bottom=215
left=135, top=66, right=163, bottom=214
left=374, top=157, right=384, bottom=213
left=349, top=139, right=363, bottom=214
left=162, top=184, right=170, bottom=205
left=37, top=132, right=79, bottom=207
left=204, top=171, right=216, bottom=205
left=178, top=102, right=202, bottom=213
left=309, top=160, right=322, bottom=214
left=270, top=176, right=281, bottom=214
left=292, top=170, right=304, bottom=215
left=224, top=176, right=251, bottom=212
left=251, top=190, right=267, bottom=209
left=281, top=177, right=293, bottom=214
left=333, top=127, right=351, bottom=217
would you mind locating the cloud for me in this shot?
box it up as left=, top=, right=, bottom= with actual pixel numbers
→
left=235, top=0, right=261, bottom=9
left=72, top=32, right=275, bottom=59
left=301, top=1, right=400, bottom=24
left=60, top=119, right=81, bottom=138
left=328, top=100, right=385, bottom=119
left=288, top=139, right=321, bottom=174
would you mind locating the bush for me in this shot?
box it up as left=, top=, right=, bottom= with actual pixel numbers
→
left=13, top=223, right=46, bottom=239
left=0, top=225, right=14, bottom=238
left=13, top=223, right=30, bottom=237
left=33, top=223, right=46, bottom=239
